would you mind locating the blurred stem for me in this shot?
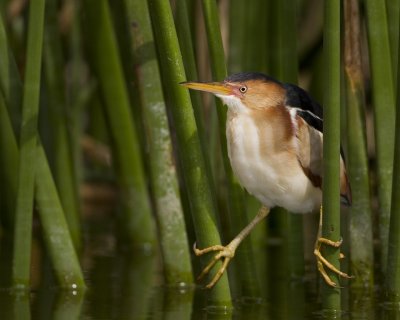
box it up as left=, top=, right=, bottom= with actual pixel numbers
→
left=175, top=0, right=208, bottom=143
left=148, top=0, right=232, bottom=305
left=0, top=12, right=22, bottom=135
left=126, top=0, right=193, bottom=285
left=0, top=91, right=18, bottom=229
left=12, top=0, right=45, bottom=289
left=35, top=141, right=86, bottom=289
left=322, top=0, right=341, bottom=310
left=385, top=0, right=399, bottom=89
left=1, top=76, right=85, bottom=290
left=276, top=0, right=305, bottom=280
left=0, top=12, right=21, bottom=229
left=227, top=0, right=247, bottom=73
left=365, top=0, right=396, bottom=273
left=344, top=0, right=374, bottom=290
left=43, top=0, right=81, bottom=251
left=201, top=0, right=260, bottom=298
left=386, top=1, right=400, bottom=300
left=175, top=0, right=215, bottom=248
left=82, top=0, right=156, bottom=249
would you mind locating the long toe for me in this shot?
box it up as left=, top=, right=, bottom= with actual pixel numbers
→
left=194, top=244, right=235, bottom=289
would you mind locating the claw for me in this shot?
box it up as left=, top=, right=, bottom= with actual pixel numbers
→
left=314, top=236, right=354, bottom=287
left=192, top=243, right=235, bottom=289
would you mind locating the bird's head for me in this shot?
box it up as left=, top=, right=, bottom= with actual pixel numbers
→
left=180, top=72, right=286, bottom=113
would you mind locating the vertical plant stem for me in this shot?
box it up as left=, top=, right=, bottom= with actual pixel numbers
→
left=322, top=0, right=341, bottom=310
left=386, top=0, right=399, bottom=88
left=1, top=76, right=85, bottom=289
left=227, top=0, right=248, bottom=73
left=126, top=0, right=193, bottom=285
left=175, top=0, right=214, bottom=247
left=148, top=0, right=232, bottom=305
left=386, top=3, right=400, bottom=300
left=344, top=0, right=374, bottom=289
left=276, top=0, right=305, bottom=280
left=12, top=0, right=45, bottom=289
left=365, top=0, right=396, bottom=273
left=67, top=0, right=89, bottom=189
left=35, top=141, right=86, bottom=289
left=201, top=0, right=260, bottom=297
left=0, top=14, right=20, bottom=228
left=0, top=91, right=18, bottom=228
left=82, top=0, right=156, bottom=249
left=0, top=12, right=22, bottom=135
left=43, top=0, right=81, bottom=251
left=175, top=0, right=207, bottom=141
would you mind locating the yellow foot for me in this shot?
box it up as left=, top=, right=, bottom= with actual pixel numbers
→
left=314, top=237, right=354, bottom=288
left=193, top=243, right=235, bottom=289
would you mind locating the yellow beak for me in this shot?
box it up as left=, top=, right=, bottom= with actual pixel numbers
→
left=180, top=81, right=232, bottom=96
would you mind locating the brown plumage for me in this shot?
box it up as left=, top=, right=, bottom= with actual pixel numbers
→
left=181, top=72, right=353, bottom=289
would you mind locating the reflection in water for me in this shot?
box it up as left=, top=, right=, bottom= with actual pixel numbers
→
left=0, top=213, right=398, bottom=319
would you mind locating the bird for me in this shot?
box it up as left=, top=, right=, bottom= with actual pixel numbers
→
left=180, top=72, right=352, bottom=289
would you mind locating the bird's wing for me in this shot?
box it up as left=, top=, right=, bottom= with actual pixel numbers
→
left=284, top=83, right=323, bottom=132
left=284, top=83, right=352, bottom=205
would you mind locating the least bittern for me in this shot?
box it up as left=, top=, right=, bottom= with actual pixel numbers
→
left=181, top=72, right=352, bottom=289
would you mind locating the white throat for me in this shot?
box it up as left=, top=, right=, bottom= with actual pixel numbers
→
left=216, top=94, right=249, bottom=114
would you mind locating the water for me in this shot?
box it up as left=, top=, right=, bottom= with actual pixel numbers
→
left=1, top=215, right=399, bottom=319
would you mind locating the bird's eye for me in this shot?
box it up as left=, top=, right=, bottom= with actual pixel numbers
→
left=239, top=86, right=247, bottom=93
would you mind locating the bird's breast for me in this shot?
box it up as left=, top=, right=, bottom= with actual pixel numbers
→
left=226, top=109, right=321, bottom=213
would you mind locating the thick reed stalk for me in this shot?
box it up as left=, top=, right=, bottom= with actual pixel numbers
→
left=321, top=0, right=341, bottom=310
left=201, top=0, right=260, bottom=298
left=148, top=0, right=232, bottom=305
left=82, top=0, right=156, bottom=249
left=365, top=0, right=396, bottom=273
left=126, top=0, right=193, bottom=285
left=12, top=0, right=45, bottom=289
left=43, top=0, right=81, bottom=250
left=386, top=3, right=400, bottom=300
left=344, top=0, right=374, bottom=289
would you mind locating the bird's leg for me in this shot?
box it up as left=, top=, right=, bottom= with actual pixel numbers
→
left=194, top=206, right=270, bottom=289
left=314, top=206, right=353, bottom=287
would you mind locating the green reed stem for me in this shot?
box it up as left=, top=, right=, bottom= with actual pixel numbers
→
left=43, top=0, right=81, bottom=251
left=35, top=141, right=85, bottom=289
left=82, top=0, right=156, bottom=249
left=126, top=0, right=193, bottom=285
left=386, top=3, right=400, bottom=300
left=0, top=13, right=19, bottom=228
left=148, top=0, right=232, bottom=305
left=276, top=0, right=305, bottom=280
left=365, top=0, right=396, bottom=274
left=344, top=0, right=374, bottom=289
left=12, top=0, right=45, bottom=289
left=175, top=0, right=208, bottom=143
left=1, top=76, right=85, bottom=290
left=0, top=91, right=18, bottom=229
left=321, top=0, right=341, bottom=310
left=0, top=13, right=22, bottom=136
left=201, top=0, right=260, bottom=298
left=386, top=0, right=399, bottom=88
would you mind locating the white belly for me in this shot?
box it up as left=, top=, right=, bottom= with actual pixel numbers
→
left=226, top=113, right=321, bottom=213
